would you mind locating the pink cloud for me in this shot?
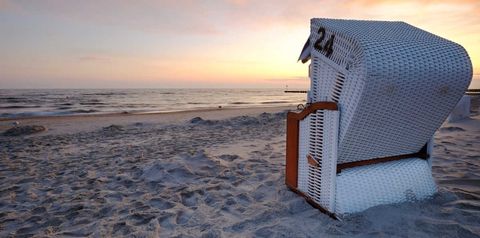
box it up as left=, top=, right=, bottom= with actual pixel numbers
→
left=78, top=55, right=112, bottom=62
left=5, top=0, right=478, bottom=36
left=6, top=0, right=221, bottom=35
left=0, top=0, right=23, bottom=12
left=0, top=0, right=11, bottom=10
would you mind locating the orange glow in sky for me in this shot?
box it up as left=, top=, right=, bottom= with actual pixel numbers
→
left=0, top=0, right=479, bottom=88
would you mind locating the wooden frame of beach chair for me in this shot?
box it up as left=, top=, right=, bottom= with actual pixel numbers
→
left=286, top=18, right=472, bottom=217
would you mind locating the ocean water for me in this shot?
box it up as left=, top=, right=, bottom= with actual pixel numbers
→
left=0, top=89, right=306, bottom=119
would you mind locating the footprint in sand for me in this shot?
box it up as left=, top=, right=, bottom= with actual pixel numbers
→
left=175, top=209, right=194, bottom=225
left=149, top=197, right=176, bottom=210
left=180, top=191, right=200, bottom=208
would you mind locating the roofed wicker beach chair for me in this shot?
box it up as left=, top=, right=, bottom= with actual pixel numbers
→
left=285, top=18, right=473, bottom=218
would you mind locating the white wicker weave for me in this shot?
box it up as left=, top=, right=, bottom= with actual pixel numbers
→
left=294, top=18, right=472, bottom=215
left=298, top=116, right=310, bottom=192
left=335, top=158, right=437, bottom=214
left=298, top=110, right=340, bottom=211
left=305, top=19, right=473, bottom=163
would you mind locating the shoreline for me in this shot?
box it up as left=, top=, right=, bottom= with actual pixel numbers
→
left=0, top=105, right=294, bottom=135
left=0, top=104, right=298, bottom=122
left=0, top=88, right=307, bottom=122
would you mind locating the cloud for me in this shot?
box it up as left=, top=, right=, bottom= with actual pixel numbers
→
left=225, top=0, right=250, bottom=7
left=6, top=0, right=221, bottom=35
left=5, top=0, right=479, bottom=36
left=0, top=0, right=11, bottom=10
left=0, top=0, right=22, bottom=12
left=78, top=55, right=112, bottom=62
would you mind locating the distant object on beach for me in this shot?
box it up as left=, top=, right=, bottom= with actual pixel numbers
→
left=284, top=90, right=307, bottom=93
left=3, top=125, right=47, bottom=136
left=466, top=88, right=480, bottom=96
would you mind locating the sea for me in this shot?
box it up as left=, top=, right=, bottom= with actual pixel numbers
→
left=0, top=88, right=307, bottom=119
left=2, top=77, right=479, bottom=119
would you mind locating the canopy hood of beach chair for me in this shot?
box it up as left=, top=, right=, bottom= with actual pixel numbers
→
left=297, top=18, right=472, bottom=82
left=297, top=18, right=472, bottom=164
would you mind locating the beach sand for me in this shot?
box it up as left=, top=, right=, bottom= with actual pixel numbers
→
left=0, top=100, right=479, bottom=237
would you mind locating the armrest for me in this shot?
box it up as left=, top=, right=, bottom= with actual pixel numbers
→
left=287, top=102, right=338, bottom=121
left=286, top=101, right=338, bottom=188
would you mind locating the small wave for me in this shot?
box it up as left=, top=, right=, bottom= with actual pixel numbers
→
left=80, top=98, right=101, bottom=102
left=0, top=98, right=25, bottom=103
left=0, top=97, right=20, bottom=100
left=0, top=105, right=41, bottom=109
left=70, top=109, right=99, bottom=113
left=0, top=111, right=71, bottom=119
left=81, top=92, right=126, bottom=96
left=79, top=102, right=105, bottom=105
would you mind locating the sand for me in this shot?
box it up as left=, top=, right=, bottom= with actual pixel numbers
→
left=0, top=101, right=479, bottom=237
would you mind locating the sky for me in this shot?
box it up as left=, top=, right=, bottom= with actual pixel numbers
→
left=0, top=0, right=479, bottom=89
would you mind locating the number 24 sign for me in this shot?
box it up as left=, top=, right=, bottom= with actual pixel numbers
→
left=314, top=27, right=334, bottom=58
